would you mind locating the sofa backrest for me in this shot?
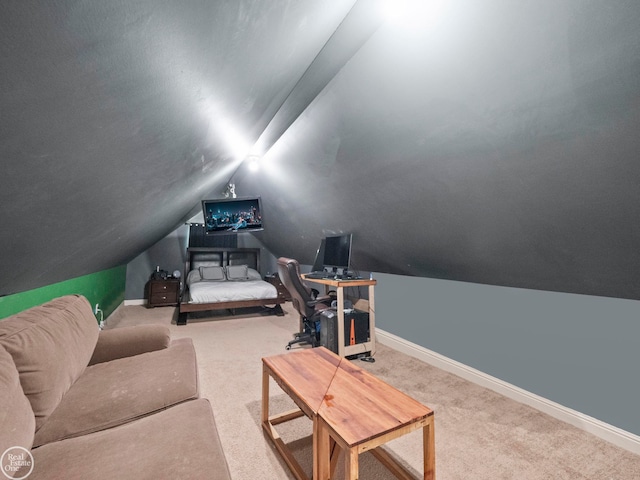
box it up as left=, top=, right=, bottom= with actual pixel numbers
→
left=0, top=345, right=35, bottom=454
left=0, top=295, right=100, bottom=431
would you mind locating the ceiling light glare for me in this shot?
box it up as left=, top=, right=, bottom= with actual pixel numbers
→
left=218, top=117, right=251, bottom=160
left=247, top=155, right=260, bottom=172
left=200, top=99, right=251, bottom=160
left=378, top=0, right=447, bottom=31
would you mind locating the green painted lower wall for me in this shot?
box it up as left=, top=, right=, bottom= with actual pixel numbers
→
left=0, top=266, right=126, bottom=321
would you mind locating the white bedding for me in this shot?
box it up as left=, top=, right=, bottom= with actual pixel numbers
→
left=187, top=279, right=278, bottom=304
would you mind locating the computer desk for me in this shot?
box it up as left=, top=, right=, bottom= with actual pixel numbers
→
left=301, top=274, right=376, bottom=358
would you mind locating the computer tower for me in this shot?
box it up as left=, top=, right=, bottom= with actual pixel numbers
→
left=319, top=309, right=370, bottom=354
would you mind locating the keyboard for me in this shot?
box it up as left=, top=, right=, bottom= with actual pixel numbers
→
left=305, top=272, right=328, bottom=279
left=305, top=272, right=362, bottom=280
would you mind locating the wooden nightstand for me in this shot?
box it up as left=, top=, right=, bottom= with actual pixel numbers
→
left=264, top=274, right=291, bottom=302
left=147, top=278, right=180, bottom=307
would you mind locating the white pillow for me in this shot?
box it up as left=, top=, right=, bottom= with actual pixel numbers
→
left=226, top=264, right=249, bottom=281
left=199, top=266, right=226, bottom=281
left=186, top=269, right=202, bottom=285
left=247, top=268, right=262, bottom=280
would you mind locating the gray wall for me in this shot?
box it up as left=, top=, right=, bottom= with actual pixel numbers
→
left=125, top=225, right=190, bottom=301
left=376, top=272, right=640, bottom=436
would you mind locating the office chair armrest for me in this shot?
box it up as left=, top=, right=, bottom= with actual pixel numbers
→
left=306, top=297, right=331, bottom=307
left=310, top=289, right=334, bottom=303
left=316, top=294, right=333, bottom=304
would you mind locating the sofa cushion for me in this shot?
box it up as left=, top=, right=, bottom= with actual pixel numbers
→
left=0, top=295, right=100, bottom=431
left=31, top=398, right=231, bottom=480
left=0, top=346, right=36, bottom=456
left=33, top=337, right=199, bottom=447
left=89, top=324, right=171, bottom=365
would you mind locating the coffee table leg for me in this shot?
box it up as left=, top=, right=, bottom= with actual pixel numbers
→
left=314, top=416, right=331, bottom=480
left=261, top=364, right=270, bottom=425
left=423, top=417, right=435, bottom=480
left=345, top=447, right=358, bottom=480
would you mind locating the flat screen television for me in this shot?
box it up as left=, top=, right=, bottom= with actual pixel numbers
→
left=201, top=197, right=264, bottom=234
left=323, top=234, right=352, bottom=272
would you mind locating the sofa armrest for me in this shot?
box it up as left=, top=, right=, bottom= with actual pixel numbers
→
left=88, top=325, right=171, bottom=365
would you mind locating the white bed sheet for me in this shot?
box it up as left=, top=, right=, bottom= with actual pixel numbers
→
left=187, top=279, right=278, bottom=304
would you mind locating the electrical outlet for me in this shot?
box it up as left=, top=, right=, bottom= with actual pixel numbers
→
left=94, top=303, right=104, bottom=328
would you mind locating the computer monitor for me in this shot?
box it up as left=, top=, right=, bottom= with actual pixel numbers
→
left=311, top=238, right=326, bottom=272
left=323, top=234, right=352, bottom=273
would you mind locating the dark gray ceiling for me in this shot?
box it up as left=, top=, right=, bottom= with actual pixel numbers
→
left=2, top=0, right=640, bottom=301
left=0, top=0, right=357, bottom=294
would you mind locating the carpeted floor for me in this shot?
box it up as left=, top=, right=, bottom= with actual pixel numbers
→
left=106, top=303, right=640, bottom=479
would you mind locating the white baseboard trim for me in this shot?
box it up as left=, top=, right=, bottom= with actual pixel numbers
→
left=376, top=328, right=640, bottom=455
left=124, top=299, right=146, bottom=306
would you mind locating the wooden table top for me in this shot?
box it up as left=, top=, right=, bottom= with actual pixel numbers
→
left=262, top=347, right=341, bottom=414
left=317, top=354, right=433, bottom=447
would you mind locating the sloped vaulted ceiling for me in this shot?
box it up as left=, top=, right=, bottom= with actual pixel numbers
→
left=233, top=0, right=640, bottom=301
left=2, top=0, right=640, bottom=301
left=0, top=0, right=359, bottom=295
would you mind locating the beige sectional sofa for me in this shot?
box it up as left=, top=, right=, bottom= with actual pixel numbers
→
left=0, top=294, right=231, bottom=479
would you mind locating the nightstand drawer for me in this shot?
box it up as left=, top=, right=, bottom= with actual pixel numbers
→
left=150, top=291, right=178, bottom=303
left=150, top=281, right=178, bottom=295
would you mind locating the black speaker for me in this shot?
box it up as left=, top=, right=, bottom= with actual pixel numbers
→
left=319, top=309, right=369, bottom=354
left=344, top=310, right=370, bottom=346
left=319, top=310, right=338, bottom=353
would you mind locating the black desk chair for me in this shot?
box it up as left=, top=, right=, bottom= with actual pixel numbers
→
left=277, top=257, right=334, bottom=350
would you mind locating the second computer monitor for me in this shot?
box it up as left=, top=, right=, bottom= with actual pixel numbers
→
left=323, top=234, right=352, bottom=274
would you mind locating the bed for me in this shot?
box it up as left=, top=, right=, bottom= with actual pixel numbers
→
left=178, top=247, right=285, bottom=325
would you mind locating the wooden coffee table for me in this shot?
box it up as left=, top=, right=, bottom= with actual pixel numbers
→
left=262, top=347, right=435, bottom=480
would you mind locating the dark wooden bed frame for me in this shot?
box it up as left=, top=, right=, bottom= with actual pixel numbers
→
left=177, top=247, right=285, bottom=325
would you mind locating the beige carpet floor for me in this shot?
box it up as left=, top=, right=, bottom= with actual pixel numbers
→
left=106, top=303, right=640, bottom=479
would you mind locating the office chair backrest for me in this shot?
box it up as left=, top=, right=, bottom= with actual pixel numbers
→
left=276, top=257, right=316, bottom=319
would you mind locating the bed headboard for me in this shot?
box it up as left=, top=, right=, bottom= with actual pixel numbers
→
left=185, top=247, right=260, bottom=273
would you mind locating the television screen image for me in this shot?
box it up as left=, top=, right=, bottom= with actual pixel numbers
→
left=201, top=197, right=264, bottom=234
